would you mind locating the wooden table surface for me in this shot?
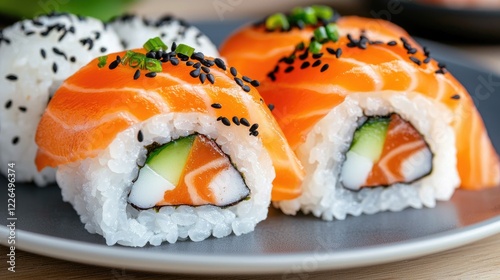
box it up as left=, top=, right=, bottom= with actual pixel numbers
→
left=2, top=1, right=500, bottom=279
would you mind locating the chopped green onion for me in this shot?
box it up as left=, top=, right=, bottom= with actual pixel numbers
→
left=312, top=5, right=333, bottom=20
left=309, top=40, right=323, bottom=54
left=121, top=50, right=135, bottom=65
left=143, top=37, right=168, bottom=52
left=97, top=55, right=108, bottom=68
left=175, top=44, right=195, bottom=57
left=325, top=23, right=339, bottom=42
left=290, top=7, right=317, bottom=25
left=266, top=13, right=289, bottom=31
left=129, top=53, right=145, bottom=68
left=314, top=26, right=329, bottom=43
left=145, top=58, right=162, bottom=72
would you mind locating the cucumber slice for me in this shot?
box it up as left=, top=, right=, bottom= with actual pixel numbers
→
left=146, top=135, right=195, bottom=185
left=349, top=117, right=390, bottom=162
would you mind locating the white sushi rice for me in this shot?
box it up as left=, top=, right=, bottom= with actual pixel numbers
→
left=0, top=13, right=122, bottom=186
left=275, top=91, right=460, bottom=220
left=110, top=15, right=219, bottom=57
left=56, top=112, right=274, bottom=246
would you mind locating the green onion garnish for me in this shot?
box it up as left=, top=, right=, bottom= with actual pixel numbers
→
left=309, top=40, right=323, bottom=54
left=145, top=58, right=162, bottom=72
left=175, top=44, right=195, bottom=57
left=128, top=53, right=145, bottom=68
left=312, top=5, right=333, bottom=20
left=325, top=23, right=339, bottom=42
left=302, top=7, right=317, bottom=25
left=121, top=50, right=135, bottom=65
left=266, top=13, right=289, bottom=31
left=97, top=55, right=108, bottom=68
left=314, top=26, right=329, bottom=43
left=143, top=37, right=168, bottom=52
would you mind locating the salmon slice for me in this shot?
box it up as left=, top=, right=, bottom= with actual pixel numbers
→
left=365, top=114, right=432, bottom=187
left=35, top=49, right=304, bottom=201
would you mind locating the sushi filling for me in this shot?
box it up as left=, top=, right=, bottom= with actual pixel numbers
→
left=341, top=114, right=433, bottom=190
left=129, top=134, right=250, bottom=209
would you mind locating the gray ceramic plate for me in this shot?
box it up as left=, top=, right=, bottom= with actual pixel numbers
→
left=1, top=22, right=500, bottom=275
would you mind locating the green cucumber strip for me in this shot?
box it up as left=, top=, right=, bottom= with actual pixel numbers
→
left=349, top=117, right=390, bottom=162
left=146, top=135, right=195, bottom=185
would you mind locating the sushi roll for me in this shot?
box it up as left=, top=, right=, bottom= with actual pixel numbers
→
left=220, top=5, right=339, bottom=81
left=0, top=12, right=122, bottom=186
left=34, top=39, right=303, bottom=246
left=110, top=14, right=219, bottom=57
left=256, top=16, right=500, bottom=220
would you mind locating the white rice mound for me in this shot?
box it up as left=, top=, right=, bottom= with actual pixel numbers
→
left=56, top=112, right=274, bottom=246
left=275, top=91, right=460, bottom=220
left=0, top=13, right=122, bottom=186
left=110, top=15, right=219, bottom=57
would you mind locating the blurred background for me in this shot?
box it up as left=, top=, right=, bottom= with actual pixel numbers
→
left=1, top=0, right=499, bottom=73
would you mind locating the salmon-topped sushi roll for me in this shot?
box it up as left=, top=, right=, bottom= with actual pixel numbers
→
left=250, top=14, right=498, bottom=220
left=35, top=38, right=303, bottom=246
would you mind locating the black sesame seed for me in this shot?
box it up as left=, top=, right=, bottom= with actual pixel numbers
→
left=170, top=57, right=179, bottom=65
left=207, top=74, right=215, bottom=84
left=409, top=57, right=421, bottom=66
left=171, top=42, right=177, bottom=51
left=52, top=62, right=58, bottom=73
left=312, top=60, right=322, bottom=67
left=217, top=116, right=223, bottom=121
left=320, top=64, right=329, bottom=72
left=284, top=57, right=294, bottom=64
left=191, top=52, right=204, bottom=61
left=221, top=117, right=231, bottom=126
left=250, top=80, right=260, bottom=87
left=312, top=53, right=324, bottom=59
left=52, top=47, right=67, bottom=60
left=137, top=130, right=144, bottom=142
left=146, top=51, right=156, bottom=58
left=6, top=74, right=17, bottom=81
left=193, top=62, right=201, bottom=68
left=273, top=65, right=279, bottom=73
left=326, top=47, right=336, bottom=55
left=186, top=61, right=194, bottom=66
left=70, top=56, right=76, bottom=63
left=133, top=69, right=141, bottom=80
left=5, top=100, right=12, bottom=109
left=40, top=49, right=46, bottom=59
left=242, top=85, right=251, bottom=92
left=240, top=118, right=250, bottom=127
left=234, top=77, right=244, bottom=87
left=438, top=62, right=447, bottom=69
left=177, top=53, right=189, bottom=61
left=387, top=41, right=397, bottom=46
left=12, top=137, right=19, bottom=145
left=435, top=68, right=447, bottom=74
left=108, top=60, right=119, bottom=70
left=250, top=123, right=259, bottom=131
left=451, top=94, right=460, bottom=100
left=201, top=66, right=210, bottom=73
left=204, top=59, right=215, bottom=67
left=250, top=130, right=259, bottom=137
left=18, top=106, right=27, bottom=112
left=145, top=72, right=157, bottom=78
left=199, top=73, right=206, bottom=84
left=301, top=61, right=310, bottom=69
left=299, top=50, right=309, bottom=60
left=155, top=51, right=163, bottom=60
left=285, top=66, right=294, bottom=73
left=242, top=76, right=252, bottom=83
left=230, top=67, right=237, bottom=76
left=190, top=68, right=201, bottom=78
left=100, top=47, right=107, bottom=53
left=268, top=104, right=275, bottom=111
left=336, top=48, right=343, bottom=58
left=232, top=116, right=240, bottom=125
left=423, top=57, right=431, bottom=64
left=408, top=48, right=417, bottom=54
left=267, top=72, right=276, bottom=81
left=214, top=58, right=226, bottom=70
left=211, top=103, right=222, bottom=109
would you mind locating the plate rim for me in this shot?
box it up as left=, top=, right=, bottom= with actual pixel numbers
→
left=2, top=216, right=499, bottom=274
